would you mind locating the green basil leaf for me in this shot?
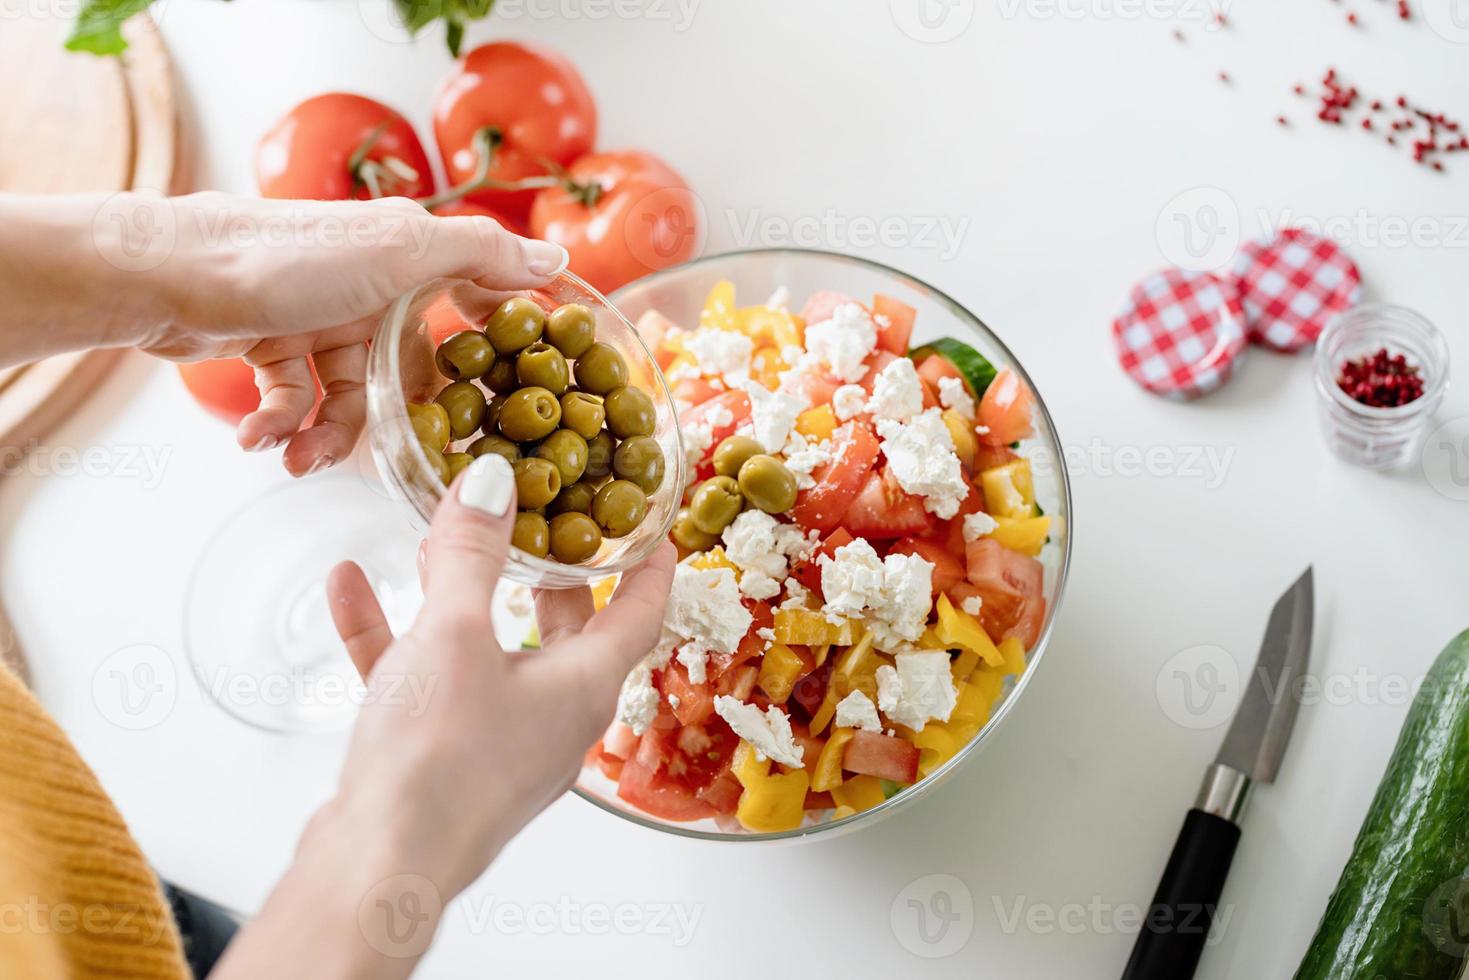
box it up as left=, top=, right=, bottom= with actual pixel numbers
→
left=66, top=0, right=152, bottom=56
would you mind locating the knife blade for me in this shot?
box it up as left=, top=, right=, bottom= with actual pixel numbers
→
left=1120, top=567, right=1315, bottom=980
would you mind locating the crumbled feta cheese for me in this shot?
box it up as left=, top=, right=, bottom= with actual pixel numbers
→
left=804, top=303, right=877, bottom=383
left=819, top=539, right=887, bottom=621
left=676, top=640, right=711, bottom=684
left=963, top=511, right=999, bottom=542
left=834, top=691, right=882, bottom=732
left=685, top=328, right=753, bottom=380
left=867, top=552, right=934, bottom=651
left=876, top=409, right=968, bottom=519
left=617, top=662, right=661, bottom=734
left=499, top=582, right=535, bottom=619
left=738, top=571, right=781, bottom=601
left=866, top=357, right=924, bottom=422
left=778, top=578, right=812, bottom=612
left=714, top=696, right=804, bottom=767
left=938, top=376, right=976, bottom=420
left=832, top=384, right=868, bottom=421
left=756, top=626, right=776, bottom=642
left=683, top=423, right=715, bottom=471
left=664, top=564, right=753, bottom=654
left=667, top=694, right=681, bottom=710
left=781, top=431, right=831, bottom=491
left=740, top=381, right=808, bottom=453
left=875, top=651, right=958, bottom=731
left=765, top=286, right=791, bottom=311
left=961, top=596, right=983, bottom=616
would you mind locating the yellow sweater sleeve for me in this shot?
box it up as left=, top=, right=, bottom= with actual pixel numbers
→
left=0, top=663, right=187, bottom=980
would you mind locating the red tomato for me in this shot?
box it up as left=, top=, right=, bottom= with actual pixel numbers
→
left=531, top=150, right=700, bottom=294
left=789, top=528, right=855, bottom=597
left=799, top=290, right=857, bottom=325
left=933, top=485, right=986, bottom=555
left=842, top=731, right=919, bottom=784
left=857, top=350, right=899, bottom=395
left=965, top=538, right=1044, bottom=640
left=713, top=664, right=758, bottom=701
left=434, top=42, right=597, bottom=220
left=871, top=295, right=916, bottom=355
left=670, top=376, right=721, bottom=408
left=791, top=723, right=826, bottom=777
left=709, top=602, right=771, bottom=679
left=845, top=468, right=934, bottom=540
left=682, top=389, right=752, bottom=478
left=916, top=351, right=965, bottom=392
left=1005, top=597, right=1047, bottom=651
left=617, top=759, right=716, bottom=822
left=427, top=199, right=526, bottom=237
left=661, top=662, right=716, bottom=727
left=695, top=769, right=743, bottom=815
left=979, top=367, right=1035, bottom=446
left=256, top=93, right=434, bottom=201
left=785, top=363, right=843, bottom=407
left=177, top=359, right=261, bottom=425
left=601, top=721, right=639, bottom=760
left=888, top=536, right=964, bottom=595
left=974, top=443, right=1021, bottom=473
left=789, top=422, right=880, bottom=533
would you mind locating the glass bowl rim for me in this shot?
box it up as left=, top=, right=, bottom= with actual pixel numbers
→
left=570, top=246, right=1075, bottom=843
left=368, top=269, right=686, bottom=584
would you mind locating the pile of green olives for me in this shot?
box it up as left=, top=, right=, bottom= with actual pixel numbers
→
left=671, top=435, right=799, bottom=552
left=405, top=297, right=665, bottom=566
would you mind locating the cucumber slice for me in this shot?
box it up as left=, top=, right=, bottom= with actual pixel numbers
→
left=911, top=337, right=998, bottom=399
left=1295, top=629, right=1469, bottom=979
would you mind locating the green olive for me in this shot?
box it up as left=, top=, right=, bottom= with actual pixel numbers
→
left=483, top=356, right=520, bottom=395
left=512, top=512, right=551, bottom=558
left=422, top=445, right=451, bottom=485
left=516, top=342, right=570, bottom=395
left=481, top=394, right=508, bottom=436
left=484, top=297, right=546, bottom=354
left=712, top=435, right=764, bottom=478
left=434, top=381, right=487, bottom=441
left=547, top=481, right=597, bottom=517
left=603, top=386, right=657, bottom=439
left=671, top=507, right=719, bottom=553
left=584, top=430, right=617, bottom=481
left=407, top=401, right=451, bottom=452
left=497, top=387, right=562, bottom=442
left=545, top=303, right=597, bottom=358
left=572, top=342, right=629, bottom=395
left=535, top=429, right=588, bottom=486
left=444, top=451, right=474, bottom=483
left=549, top=512, right=603, bottom=564
left=612, top=435, right=665, bottom=494
left=513, top=457, right=562, bottom=509
left=466, top=434, right=520, bottom=463
left=590, top=480, right=648, bottom=538
left=737, top=455, right=798, bottom=514
left=435, top=330, right=495, bottom=381
left=688, top=476, right=743, bottom=535
left=559, top=391, right=606, bottom=440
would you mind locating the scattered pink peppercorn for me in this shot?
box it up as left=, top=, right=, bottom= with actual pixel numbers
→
left=1337, top=348, right=1426, bottom=408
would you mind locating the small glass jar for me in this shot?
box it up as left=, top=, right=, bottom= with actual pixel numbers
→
left=1313, top=304, right=1449, bottom=469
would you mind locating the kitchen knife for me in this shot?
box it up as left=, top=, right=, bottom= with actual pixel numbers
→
left=1121, top=567, right=1314, bottom=980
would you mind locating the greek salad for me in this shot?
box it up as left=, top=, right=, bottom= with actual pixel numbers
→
left=586, top=281, right=1051, bottom=832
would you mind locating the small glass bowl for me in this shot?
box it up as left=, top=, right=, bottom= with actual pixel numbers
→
left=365, top=272, right=685, bottom=589
left=1313, top=304, right=1449, bottom=469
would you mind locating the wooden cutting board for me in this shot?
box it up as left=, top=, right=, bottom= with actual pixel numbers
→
left=0, top=11, right=181, bottom=683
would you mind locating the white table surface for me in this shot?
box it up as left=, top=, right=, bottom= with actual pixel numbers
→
left=6, top=1, right=1469, bottom=976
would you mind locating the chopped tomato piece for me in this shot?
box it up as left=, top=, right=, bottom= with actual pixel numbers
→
left=965, top=538, right=1044, bottom=639
left=933, top=485, right=986, bottom=554
left=789, top=528, right=854, bottom=597
left=845, top=467, right=934, bottom=540
left=714, top=664, right=758, bottom=700
left=804, top=790, right=836, bottom=811
left=789, top=422, right=880, bottom=533
left=1004, top=596, right=1047, bottom=650
left=916, top=350, right=966, bottom=392
left=842, top=730, right=920, bottom=784
left=709, top=601, right=772, bottom=678
left=682, top=388, right=751, bottom=439
left=601, top=721, right=639, bottom=760
left=671, top=376, right=721, bottom=408
left=974, top=443, right=1021, bottom=472
left=888, top=536, right=964, bottom=594
left=857, top=350, right=899, bottom=394
left=872, top=295, right=916, bottom=355
left=799, top=290, right=858, bottom=325
left=661, top=662, right=716, bottom=726
left=695, top=769, right=743, bottom=814
left=617, top=759, right=717, bottom=822
left=978, top=367, right=1034, bottom=446
left=785, top=363, right=842, bottom=406
left=791, top=722, right=826, bottom=778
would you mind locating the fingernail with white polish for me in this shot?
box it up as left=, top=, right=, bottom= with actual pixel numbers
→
left=527, top=242, right=570, bottom=277
left=459, top=453, right=515, bottom=516
left=306, top=455, right=336, bottom=476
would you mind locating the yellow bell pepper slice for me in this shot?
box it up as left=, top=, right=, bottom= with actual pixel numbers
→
left=951, top=680, right=992, bottom=727
left=811, top=727, right=856, bottom=792
left=732, top=740, right=771, bottom=787
left=591, top=575, right=619, bottom=611
left=830, top=774, right=887, bottom=813
left=832, top=804, right=858, bottom=821
left=809, top=686, right=839, bottom=735
left=941, top=409, right=977, bottom=471
left=749, top=346, right=786, bottom=391
left=980, top=460, right=1036, bottom=518
left=795, top=404, right=837, bottom=442
left=699, top=280, right=738, bottom=332
left=757, top=643, right=807, bottom=704
left=810, top=644, right=832, bottom=669
left=737, top=305, right=803, bottom=348
left=991, top=515, right=1050, bottom=557
left=949, top=646, right=980, bottom=682
left=736, top=767, right=810, bottom=832
left=918, top=625, right=945, bottom=650
left=967, top=668, right=1005, bottom=706
left=691, top=547, right=738, bottom=574
left=998, top=637, right=1027, bottom=676
left=935, top=594, right=1003, bottom=667
left=910, top=724, right=961, bottom=777
left=773, top=609, right=860, bottom=646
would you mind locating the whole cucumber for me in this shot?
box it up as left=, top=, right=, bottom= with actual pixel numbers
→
left=1296, top=629, right=1469, bottom=979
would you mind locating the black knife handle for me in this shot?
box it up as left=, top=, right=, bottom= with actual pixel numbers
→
left=1120, top=808, right=1241, bottom=980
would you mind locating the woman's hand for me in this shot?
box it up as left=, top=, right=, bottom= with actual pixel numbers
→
left=0, top=191, right=567, bottom=476
left=211, top=453, right=675, bottom=980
